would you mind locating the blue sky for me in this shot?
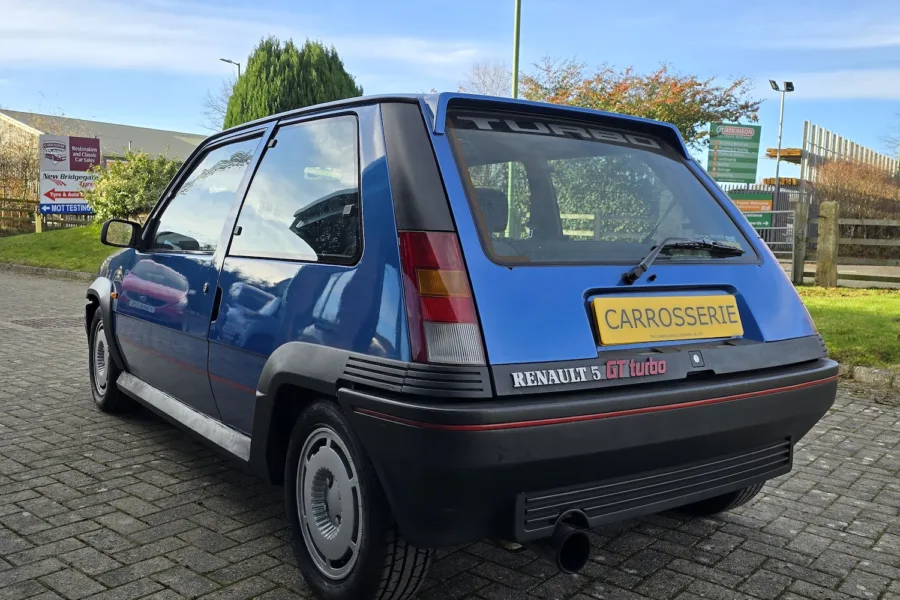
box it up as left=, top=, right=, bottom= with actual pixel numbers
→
left=1, top=0, right=898, bottom=180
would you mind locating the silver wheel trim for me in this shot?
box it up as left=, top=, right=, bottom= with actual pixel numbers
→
left=92, top=323, right=109, bottom=395
left=297, top=426, right=363, bottom=580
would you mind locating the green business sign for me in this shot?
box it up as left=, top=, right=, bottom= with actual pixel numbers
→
left=707, top=123, right=762, bottom=184
left=728, top=191, right=772, bottom=229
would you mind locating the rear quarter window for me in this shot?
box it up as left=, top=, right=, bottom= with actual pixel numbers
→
left=228, top=115, right=361, bottom=264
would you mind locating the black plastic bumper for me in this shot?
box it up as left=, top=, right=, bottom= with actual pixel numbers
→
left=340, top=358, right=838, bottom=548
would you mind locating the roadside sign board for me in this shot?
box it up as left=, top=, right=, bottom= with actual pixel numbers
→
left=706, top=123, right=762, bottom=184
left=39, top=135, right=100, bottom=214
left=728, top=191, right=773, bottom=228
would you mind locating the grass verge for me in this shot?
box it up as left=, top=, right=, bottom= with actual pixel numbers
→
left=0, top=226, right=114, bottom=273
left=798, top=286, right=900, bottom=372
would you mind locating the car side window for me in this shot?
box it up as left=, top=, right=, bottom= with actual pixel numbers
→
left=228, top=116, right=360, bottom=263
left=150, top=137, right=260, bottom=252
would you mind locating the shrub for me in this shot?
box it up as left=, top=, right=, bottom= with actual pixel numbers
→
left=84, top=151, right=182, bottom=222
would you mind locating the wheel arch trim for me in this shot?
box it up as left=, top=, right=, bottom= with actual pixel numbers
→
left=86, top=276, right=127, bottom=371
left=249, top=343, right=352, bottom=483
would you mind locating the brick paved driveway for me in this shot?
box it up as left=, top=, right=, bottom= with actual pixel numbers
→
left=1, top=271, right=899, bottom=600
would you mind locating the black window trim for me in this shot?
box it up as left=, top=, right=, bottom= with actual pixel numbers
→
left=139, top=128, right=269, bottom=255
left=444, top=108, right=761, bottom=268
left=223, top=111, right=364, bottom=267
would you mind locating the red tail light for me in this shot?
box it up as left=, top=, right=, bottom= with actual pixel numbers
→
left=398, top=231, right=486, bottom=365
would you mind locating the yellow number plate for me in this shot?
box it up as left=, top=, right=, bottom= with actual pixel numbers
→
left=593, top=295, right=743, bottom=345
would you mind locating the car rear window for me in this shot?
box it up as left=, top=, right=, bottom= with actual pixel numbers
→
left=447, top=110, right=753, bottom=264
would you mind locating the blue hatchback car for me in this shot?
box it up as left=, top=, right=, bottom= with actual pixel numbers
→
left=86, top=93, right=838, bottom=600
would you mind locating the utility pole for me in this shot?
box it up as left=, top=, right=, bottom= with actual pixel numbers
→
left=220, top=58, right=241, bottom=78
left=511, top=0, right=521, bottom=100
left=506, top=0, right=522, bottom=237
left=769, top=80, right=794, bottom=206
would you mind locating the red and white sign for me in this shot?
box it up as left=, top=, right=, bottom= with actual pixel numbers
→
left=39, top=135, right=101, bottom=214
left=39, top=171, right=98, bottom=203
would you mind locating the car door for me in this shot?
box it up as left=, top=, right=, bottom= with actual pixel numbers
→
left=116, top=133, right=264, bottom=417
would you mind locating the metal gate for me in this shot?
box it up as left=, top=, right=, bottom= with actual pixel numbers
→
left=753, top=210, right=795, bottom=260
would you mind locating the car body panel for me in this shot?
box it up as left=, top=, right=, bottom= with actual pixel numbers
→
left=84, top=93, right=836, bottom=551
left=423, top=99, right=814, bottom=365
left=206, top=104, right=409, bottom=434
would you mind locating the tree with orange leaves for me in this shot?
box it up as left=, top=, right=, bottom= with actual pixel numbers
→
left=519, top=59, right=761, bottom=148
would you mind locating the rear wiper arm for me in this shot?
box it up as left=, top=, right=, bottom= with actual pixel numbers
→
left=622, top=237, right=745, bottom=285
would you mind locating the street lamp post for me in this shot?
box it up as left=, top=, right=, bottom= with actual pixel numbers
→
left=220, top=58, right=241, bottom=78
left=511, top=0, right=521, bottom=99
left=769, top=80, right=794, bottom=206
left=506, top=0, right=523, bottom=237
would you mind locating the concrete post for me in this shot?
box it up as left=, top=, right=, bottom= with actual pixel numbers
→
left=791, top=202, right=809, bottom=285
left=815, top=201, right=839, bottom=288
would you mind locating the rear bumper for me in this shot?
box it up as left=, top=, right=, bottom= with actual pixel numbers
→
left=340, top=358, right=838, bottom=548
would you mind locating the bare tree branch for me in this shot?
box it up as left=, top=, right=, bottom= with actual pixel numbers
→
left=201, top=77, right=235, bottom=132
left=884, top=111, right=900, bottom=159
left=459, top=60, right=512, bottom=97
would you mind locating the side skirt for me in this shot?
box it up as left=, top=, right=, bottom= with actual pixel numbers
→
left=117, top=372, right=251, bottom=463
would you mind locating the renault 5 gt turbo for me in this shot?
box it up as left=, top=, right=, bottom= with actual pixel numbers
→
left=86, top=93, right=838, bottom=600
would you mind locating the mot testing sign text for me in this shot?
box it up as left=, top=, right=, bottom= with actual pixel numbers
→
left=39, top=135, right=100, bottom=214
left=728, top=191, right=773, bottom=229
left=706, top=123, right=762, bottom=184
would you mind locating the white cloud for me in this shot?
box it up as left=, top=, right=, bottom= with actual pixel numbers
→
left=0, top=0, right=488, bottom=79
left=751, top=15, right=900, bottom=50
left=756, top=69, right=900, bottom=100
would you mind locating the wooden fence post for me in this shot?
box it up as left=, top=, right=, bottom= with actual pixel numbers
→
left=791, top=202, right=809, bottom=285
left=815, top=201, right=839, bottom=287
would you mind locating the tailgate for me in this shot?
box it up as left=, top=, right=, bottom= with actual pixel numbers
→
left=432, top=103, right=816, bottom=372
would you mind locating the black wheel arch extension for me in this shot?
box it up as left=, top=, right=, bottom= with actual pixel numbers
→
left=86, top=277, right=128, bottom=371
left=248, top=342, right=491, bottom=484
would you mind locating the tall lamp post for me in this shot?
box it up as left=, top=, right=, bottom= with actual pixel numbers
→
left=769, top=80, right=794, bottom=205
left=511, top=0, right=521, bottom=99
left=506, top=0, right=522, bottom=237
left=220, top=58, right=241, bottom=78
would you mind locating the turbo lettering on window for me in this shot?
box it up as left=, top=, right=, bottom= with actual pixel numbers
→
left=454, top=116, right=662, bottom=150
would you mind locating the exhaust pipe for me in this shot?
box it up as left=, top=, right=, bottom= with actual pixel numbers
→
left=526, top=513, right=592, bottom=574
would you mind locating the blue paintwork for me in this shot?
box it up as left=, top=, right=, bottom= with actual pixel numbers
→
left=424, top=93, right=815, bottom=365
left=203, top=105, right=407, bottom=434
left=100, top=104, right=405, bottom=434
left=97, top=92, right=815, bottom=430
left=115, top=253, right=222, bottom=417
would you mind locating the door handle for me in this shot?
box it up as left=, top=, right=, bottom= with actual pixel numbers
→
left=210, top=287, right=223, bottom=322
left=203, top=282, right=210, bottom=294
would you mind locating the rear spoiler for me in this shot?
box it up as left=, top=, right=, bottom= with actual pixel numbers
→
left=420, top=92, right=691, bottom=160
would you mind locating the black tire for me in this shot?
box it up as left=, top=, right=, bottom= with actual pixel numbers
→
left=88, top=310, right=132, bottom=413
left=285, top=400, right=432, bottom=600
left=678, top=483, right=765, bottom=517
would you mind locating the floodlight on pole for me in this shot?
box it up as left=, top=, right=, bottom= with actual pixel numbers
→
left=771, top=81, right=794, bottom=207
left=219, top=58, right=241, bottom=78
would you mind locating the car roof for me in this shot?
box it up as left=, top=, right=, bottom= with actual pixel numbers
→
left=210, top=92, right=690, bottom=159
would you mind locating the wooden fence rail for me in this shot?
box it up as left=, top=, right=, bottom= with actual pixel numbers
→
left=0, top=199, right=36, bottom=233
left=808, top=217, right=900, bottom=248
left=813, top=206, right=900, bottom=287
